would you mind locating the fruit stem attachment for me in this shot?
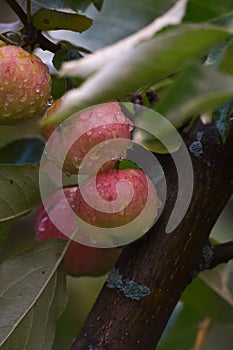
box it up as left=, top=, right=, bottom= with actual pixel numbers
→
left=6, top=0, right=62, bottom=52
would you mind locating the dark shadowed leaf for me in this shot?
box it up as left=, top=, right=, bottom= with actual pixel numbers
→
left=53, top=49, right=83, bottom=71
left=0, top=138, right=44, bottom=165
left=157, top=304, right=203, bottom=350
left=182, top=270, right=233, bottom=323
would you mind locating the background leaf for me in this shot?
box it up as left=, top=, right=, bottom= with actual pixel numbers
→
left=157, top=304, right=203, bottom=350
left=182, top=272, right=233, bottom=324
left=184, top=0, right=233, bottom=22
left=156, top=62, right=233, bottom=126
left=50, top=0, right=179, bottom=51
left=0, top=240, right=67, bottom=350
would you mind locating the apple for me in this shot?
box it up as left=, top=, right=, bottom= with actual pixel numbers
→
left=0, top=45, right=51, bottom=124
left=34, top=187, right=121, bottom=277
left=40, top=100, right=134, bottom=174
left=74, top=168, right=160, bottom=246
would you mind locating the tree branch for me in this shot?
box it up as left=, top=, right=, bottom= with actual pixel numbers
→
left=6, top=0, right=27, bottom=25
left=208, top=242, right=233, bottom=269
left=71, top=118, right=233, bottom=350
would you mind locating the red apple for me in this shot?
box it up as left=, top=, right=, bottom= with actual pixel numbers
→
left=0, top=45, right=51, bottom=124
left=40, top=100, right=133, bottom=174
left=34, top=187, right=121, bottom=277
left=74, top=168, right=160, bottom=246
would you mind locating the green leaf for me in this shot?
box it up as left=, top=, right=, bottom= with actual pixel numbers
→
left=69, top=0, right=103, bottom=11
left=31, top=1, right=77, bottom=11
left=0, top=240, right=67, bottom=349
left=53, top=49, right=83, bottom=71
left=118, top=159, right=141, bottom=170
left=182, top=272, right=233, bottom=324
left=157, top=304, right=203, bottom=350
left=184, top=0, right=233, bottom=22
left=0, top=164, right=41, bottom=223
left=60, top=0, right=188, bottom=80
left=50, top=0, right=180, bottom=51
left=92, top=0, right=104, bottom=11
left=0, top=138, right=44, bottom=165
left=156, top=62, right=233, bottom=129
left=219, top=41, right=233, bottom=74
left=43, top=23, right=231, bottom=126
left=0, top=221, right=14, bottom=253
left=32, top=8, right=93, bottom=32
left=200, top=263, right=233, bottom=310
left=51, top=75, right=67, bottom=100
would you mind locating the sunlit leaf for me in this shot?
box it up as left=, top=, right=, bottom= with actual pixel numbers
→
left=32, top=8, right=93, bottom=32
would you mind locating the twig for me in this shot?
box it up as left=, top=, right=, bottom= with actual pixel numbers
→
left=6, top=0, right=27, bottom=25
left=209, top=242, right=233, bottom=269
left=194, top=317, right=212, bottom=350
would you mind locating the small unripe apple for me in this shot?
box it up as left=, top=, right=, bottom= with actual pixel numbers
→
left=0, top=45, right=51, bottom=124
left=40, top=100, right=133, bottom=174
left=74, top=168, right=160, bottom=246
left=34, top=187, right=121, bottom=277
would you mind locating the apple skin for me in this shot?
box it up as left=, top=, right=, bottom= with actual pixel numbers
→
left=0, top=45, right=51, bottom=124
left=34, top=187, right=121, bottom=277
left=40, top=100, right=133, bottom=174
left=74, top=168, right=160, bottom=246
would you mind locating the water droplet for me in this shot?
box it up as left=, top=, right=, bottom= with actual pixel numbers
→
left=96, top=111, right=103, bottom=118
left=87, top=130, right=93, bottom=136
left=35, top=85, right=41, bottom=93
left=29, top=106, right=36, bottom=115
left=115, top=111, right=124, bottom=122
left=16, top=105, right=24, bottom=112
left=128, top=123, right=134, bottom=132
left=2, top=111, right=12, bottom=117
left=37, top=216, right=49, bottom=232
left=6, top=94, right=14, bottom=103
left=20, top=94, right=27, bottom=103
left=80, top=112, right=89, bottom=120
left=89, top=151, right=103, bottom=161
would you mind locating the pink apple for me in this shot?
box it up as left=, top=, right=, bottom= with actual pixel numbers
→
left=0, top=45, right=51, bottom=123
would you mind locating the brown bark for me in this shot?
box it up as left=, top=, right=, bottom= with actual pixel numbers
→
left=71, top=118, right=233, bottom=350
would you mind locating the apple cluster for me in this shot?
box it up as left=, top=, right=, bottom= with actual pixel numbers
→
left=35, top=99, right=160, bottom=277
left=0, top=44, right=159, bottom=277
